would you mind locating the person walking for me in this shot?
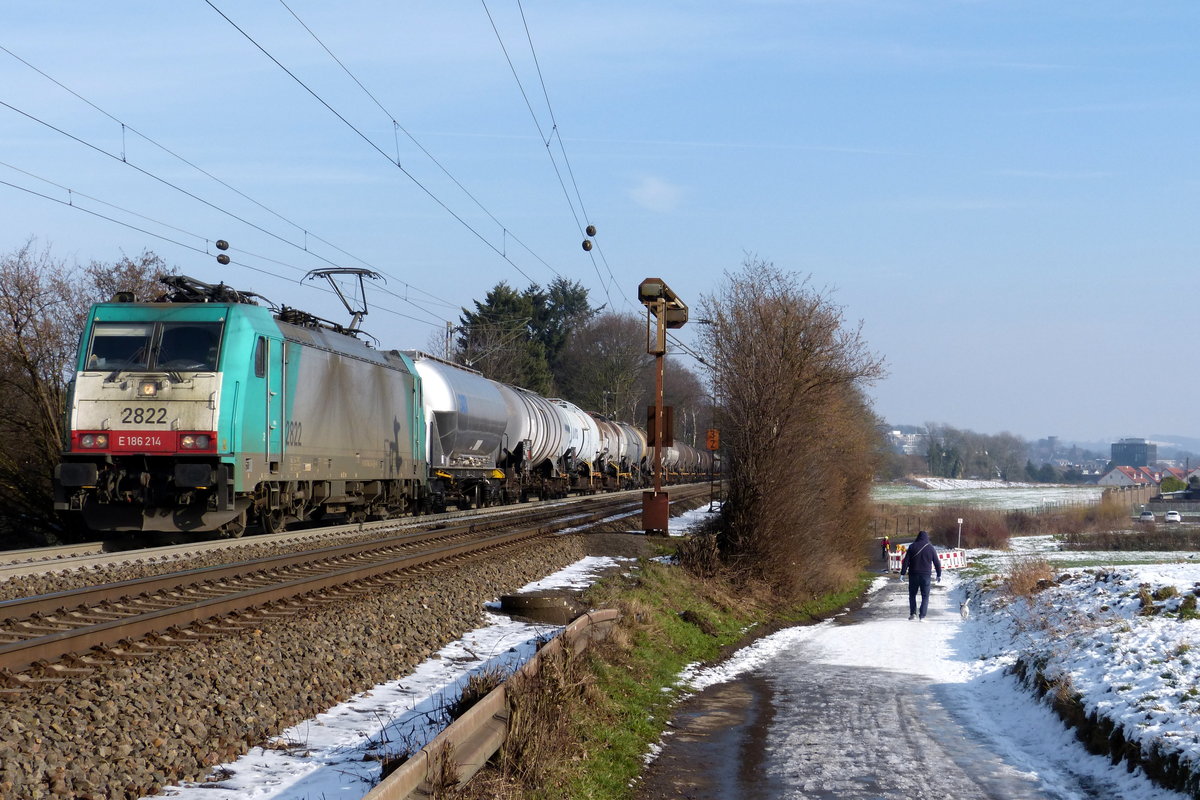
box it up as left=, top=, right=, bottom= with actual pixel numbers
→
left=899, top=530, right=942, bottom=620
left=880, top=536, right=890, bottom=567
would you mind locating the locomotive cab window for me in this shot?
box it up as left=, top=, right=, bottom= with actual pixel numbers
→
left=159, top=323, right=222, bottom=371
left=86, top=323, right=154, bottom=370
left=85, top=321, right=223, bottom=372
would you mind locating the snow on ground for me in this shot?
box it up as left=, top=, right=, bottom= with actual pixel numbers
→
left=974, top=533, right=1200, bottom=569
left=672, top=547, right=1200, bottom=799
left=151, top=506, right=719, bottom=800
left=151, top=493, right=1200, bottom=799
left=916, top=477, right=1043, bottom=490
left=874, top=480, right=1105, bottom=510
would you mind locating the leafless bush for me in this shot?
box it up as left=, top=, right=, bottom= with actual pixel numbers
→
left=927, top=506, right=1010, bottom=549
left=0, top=240, right=175, bottom=542
left=1005, top=557, right=1055, bottom=598
left=677, top=531, right=721, bottom=577
left=697, top=259, right=884, bottom=604
left=1011, top=498, right=1129, bottom=537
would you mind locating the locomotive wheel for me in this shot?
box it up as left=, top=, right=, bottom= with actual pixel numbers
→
left=261, top=507, right=285, bottom=534
left=220, top=511, right=247, bottom=538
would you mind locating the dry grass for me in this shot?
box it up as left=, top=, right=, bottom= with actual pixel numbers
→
left=498, top=642, right=595, bottom=791
left=876, top=496, right=1133, bottom=553
left=445, top=666, right=507, bottom=722
left=676, top=530, right=721, bottom=577
left=1005, top=557, right=1055, bottom=598
left=441, top=642, right=596, bottom=800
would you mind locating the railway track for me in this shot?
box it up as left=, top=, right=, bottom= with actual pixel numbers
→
left=0, top=488, right=655, bottom=582
left=0, top=486, right=707, bottom=692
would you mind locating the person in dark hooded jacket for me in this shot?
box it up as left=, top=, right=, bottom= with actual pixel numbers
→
left=899, top=530, right=942, bottom=620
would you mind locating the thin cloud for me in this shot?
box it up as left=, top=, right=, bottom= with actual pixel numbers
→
left=629, top=176, right=683, bottom=212
left=993, top=169, right=1112, bottom=180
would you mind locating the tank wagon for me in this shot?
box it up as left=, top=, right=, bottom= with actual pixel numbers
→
left=53, top=275, right=714, bottom=535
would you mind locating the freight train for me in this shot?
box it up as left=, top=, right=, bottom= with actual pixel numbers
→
left=53, top=275, right=713, bottom=536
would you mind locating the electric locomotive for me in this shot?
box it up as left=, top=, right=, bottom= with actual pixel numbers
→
left=53, top=275, right=427, bottom=536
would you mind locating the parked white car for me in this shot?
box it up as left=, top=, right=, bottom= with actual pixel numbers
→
left=1165, top=510, right=1182, bottom=523
left=1138, top=510, right=1156, bottom=523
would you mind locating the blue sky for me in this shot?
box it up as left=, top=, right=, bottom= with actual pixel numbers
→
left=3, top=2, right=1196, bottom=444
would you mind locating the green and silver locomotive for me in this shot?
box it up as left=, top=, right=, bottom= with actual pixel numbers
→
left=54, top=276, right=427, bottom=536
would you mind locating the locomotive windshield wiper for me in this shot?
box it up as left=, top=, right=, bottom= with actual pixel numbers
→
left=101, top=346, right=150, bottom=382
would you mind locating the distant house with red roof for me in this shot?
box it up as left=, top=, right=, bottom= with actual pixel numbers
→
left=1098, top=465, right=1160, bottom=486
left=1160, top=466, right=1188, bottom=484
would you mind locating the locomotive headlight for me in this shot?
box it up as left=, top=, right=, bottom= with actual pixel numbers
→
left=139, top=380, right=158, bottom=398
left=181, top=434, right=195, bottom=448
left=80, top=434, right=108, bottom=449
left=180, top=434, right=212, bottom=449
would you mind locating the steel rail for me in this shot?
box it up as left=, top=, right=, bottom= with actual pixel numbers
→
left=0, top=485, right=663, bottom=581
left=0, top=525, right=541, bottom=676
left=0, top=490, right=683, bottom=679
left=0, top=497, right=615, bottom=621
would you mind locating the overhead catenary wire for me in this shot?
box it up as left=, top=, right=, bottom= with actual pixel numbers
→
left=480, top=0, right=615, bottom=309
left=0, top=42, right=460, bottom=317
left=204, top=0, right=563, bottom=288
left=0, top=172, right=440, bottom=330
left=490, top=0, right=635, bottom=313
left=274, top=0, right=565, bottom=285
left=0, top=102, right=450, bottom=327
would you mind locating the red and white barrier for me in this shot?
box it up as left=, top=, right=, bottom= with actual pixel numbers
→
left=887, top=546, right=967, bottom=572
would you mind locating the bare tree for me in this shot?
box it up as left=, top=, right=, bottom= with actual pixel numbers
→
left=696, top=258, right=885, bottom=601
left=85, top=249, right=174, bottom=302
left=0, top=240, right=175, bottom=542
left=556, top=312, right=651, bottom=420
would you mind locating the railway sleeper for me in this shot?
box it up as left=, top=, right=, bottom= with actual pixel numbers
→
left=99, top=646, right=156, bottom=660
left=0, top=670, right=60, bottom=689
left=35, top=661, right=93, bottom=678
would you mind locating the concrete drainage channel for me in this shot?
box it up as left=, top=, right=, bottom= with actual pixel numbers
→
left=362, top=608, right=619, bottom=800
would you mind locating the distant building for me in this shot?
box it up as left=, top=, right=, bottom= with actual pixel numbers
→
left=1111, top=438, right=1157, bottom=467
left=886, top=430, right=926, bottom=455
left=1098, top=465, right=1159, bottom=487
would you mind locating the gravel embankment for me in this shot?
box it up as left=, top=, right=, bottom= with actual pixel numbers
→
left=0, top=534, right=588, bottom=800
left=0, top=528, right=430, bottom=602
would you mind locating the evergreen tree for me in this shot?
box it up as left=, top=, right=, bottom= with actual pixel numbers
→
left=456, top=282, right=552, bottom=393
left=456, top=279, right=597, bottom=394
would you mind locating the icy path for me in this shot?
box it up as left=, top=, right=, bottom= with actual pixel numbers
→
left=661, top=574, right=1188, bottom=800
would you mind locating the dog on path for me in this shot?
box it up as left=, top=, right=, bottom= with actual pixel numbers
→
left=959, top=594, right=972, bottom=620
